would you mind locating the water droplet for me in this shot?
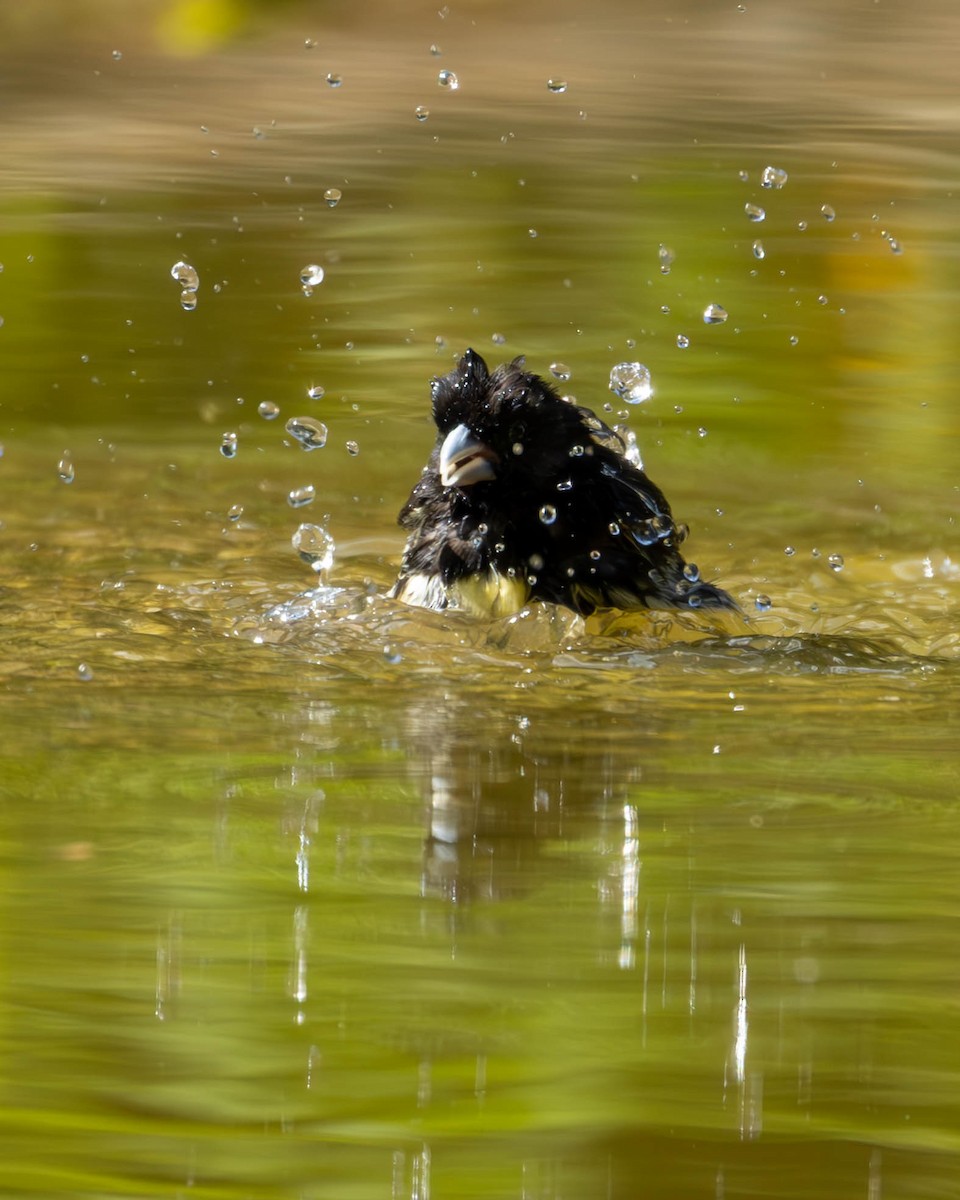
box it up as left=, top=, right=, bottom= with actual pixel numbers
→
left=817, top=294, right=828, bottom=306
left=608, top=521, right=621, bottom=536
left=58, top=453, right=75, bottom=483
left=258, top=401, right=279, bottom=420
left=658, top=244, right=675, bottom=275
left=220, top=432, right=238, bottom=459
left=286, top=416, right=328, bottom=450
left=784, top=545, right=796, bottom=556
left=345, top=440, right=359, bottom=456
left=549, top=361, right=572, bottom=382
left=111, top=49, right=123, bottom=61
left=528, top=553, right=545, bottom=571
left=170, top=260, right=199, bottom=291
left=77, top=662, right=94, bottom=681
left=556, top=480, right=573, bottom=493
left=323, top=188, right=342, bottom=208
left=546, top=79, right=568, bottom=93
left=738, top=169, right=749, bottom=182
left=703, top=303, right=728, bottom=325
left=619, top=428, right=643, bottom=469
left=697, top=426, right=708, bottom=438
left=755, top=593, right=772, bottom=611
left=569, top=444, right=584, bottom=457
left=437, top=69, right=459, bottom=90
left=288, top=485, right=316, bottom=508
left=383, top=644, right=402, bottom=665
left=760, top=165, right=788, bottom=189
left=797, top=219, right=808, bottom=232
left=820, top=203, right=836, bottom=222
left=527, top=228, right=538, bottom=238
left=299, top=263, right=325, bottom=294
left=180, top=290, right=198, bottom=311
left=414, top=105, right=430, bottom=121
left=633, top=520, right=658, bottom=546
left=744, top=203, right=766, bottom=222
left=683, top=562, right=701, bottom=582
left=676, top=334, right=690, bottom=349
left=325, top=73, right=342, bottom=88
left=789, top=335, right=799, bottom=346
left=429, top=43, right=442, bottom=56
left=609, top=361, right=652, bottom=405
left=227, top=503, right=244, bottom=521
left=828, top=553, right=844, bottom=572
left=659, top=305, right=671, bottom=315
left=651, top=516, right=673, bottom=540
left=888, top=237, right=903, bottom=255
left=292, top=523, right=335, bottom=573
left=752, top=239, right=765, bottom=259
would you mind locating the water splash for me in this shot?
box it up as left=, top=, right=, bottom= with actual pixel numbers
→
left=285, top=416, right=328, bottom=451
left=703, top=303, right=728, bottom=325
left=288, top=485, right=316, bottom=508
left=170, top=260, right=199, bottom=309
left=299, top=264, right=325, bottom=295
left=292, top=523, right=335, bottom=576
left=760, top=165, right=788, bottom=189
left=170, top=260, right=199, bottom=291
left=609, top=362, right=652, bottom=404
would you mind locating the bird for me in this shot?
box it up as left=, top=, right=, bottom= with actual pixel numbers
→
left=389, top=349, right=736, bottom=618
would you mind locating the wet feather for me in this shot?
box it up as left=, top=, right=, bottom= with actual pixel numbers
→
left=390, top=349, right=736, bottom=618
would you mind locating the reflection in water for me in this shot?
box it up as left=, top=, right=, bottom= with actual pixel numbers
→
left=2, top=0, right=960, bottom=1195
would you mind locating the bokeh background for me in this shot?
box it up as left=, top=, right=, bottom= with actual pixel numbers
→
left=1, top=1, right=959, bottom=1197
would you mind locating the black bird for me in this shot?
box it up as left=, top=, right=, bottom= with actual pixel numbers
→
left=390, top=349, right=736, bottom=618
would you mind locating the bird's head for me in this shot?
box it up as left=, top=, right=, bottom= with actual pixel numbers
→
left=429, top=348, right=603, bottom=494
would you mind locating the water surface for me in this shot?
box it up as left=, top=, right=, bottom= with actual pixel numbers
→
left=1, top=2, right=959, bottom=1197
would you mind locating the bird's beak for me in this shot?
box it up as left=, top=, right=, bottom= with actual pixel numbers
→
left=439, top=423, right=499, bottom=488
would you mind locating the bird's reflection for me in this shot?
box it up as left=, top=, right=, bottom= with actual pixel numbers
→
left=401, top=688, right=640, bottom=906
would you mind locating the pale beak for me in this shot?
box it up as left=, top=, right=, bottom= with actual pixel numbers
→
left=439, top=423, right=499, bottom=488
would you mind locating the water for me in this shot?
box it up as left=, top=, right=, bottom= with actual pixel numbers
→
left=1, top=1, right=959, bottom=1198
left=609, top=361, right=653, bottom=404
left=285, top=415, right=329, bottom=451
